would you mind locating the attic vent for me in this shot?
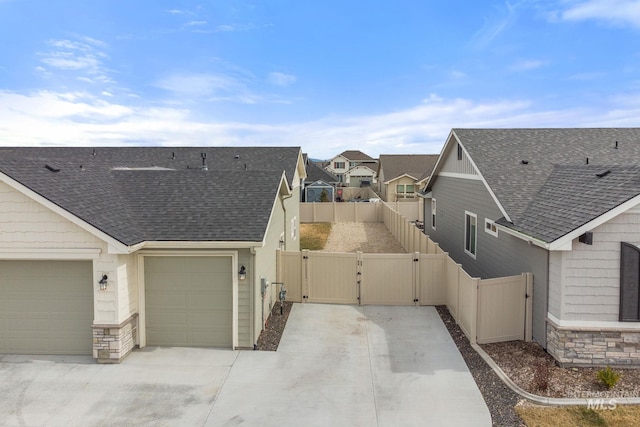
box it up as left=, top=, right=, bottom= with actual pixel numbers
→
left=201, top=152, right=208, bottom=171
left=172, top=152, right=176, bottom=160
left=596, top=170, right=611, bottom=178
left=235, top=154, right=240, bottom=159
left=615, top=141, right=619, bottom=149
left=586, top=157, right=589, bottom=165
left=92, top=148, right=96, bottom=156
left=45, top=164, right=60, bottom=172
left=521, top=160, right=529, bottom=165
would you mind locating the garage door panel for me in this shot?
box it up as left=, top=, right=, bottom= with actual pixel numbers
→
left=145, top=256, right=233, bottom=348
left=146, top=292, right=188, bottom=308
left=0, top=261, right=93, bottom=355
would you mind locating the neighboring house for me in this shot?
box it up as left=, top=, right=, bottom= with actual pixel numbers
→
left=0, top=146, right=305, bottom=363
left=344, top=165, right=377, bottom=188
left=324, top=150, right=378, bottom=186
left=302, top=154, right=339, bottom=202
left=421, top=128, right=640, bottom=366
left=377, top=154, right=438, bottom=202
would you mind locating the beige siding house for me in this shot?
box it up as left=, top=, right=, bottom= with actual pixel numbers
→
left=0, top=147, right=305, bottom=363
left=377, top=154, right=438, bottom=202
left=324, top=150, right=378, bottom=186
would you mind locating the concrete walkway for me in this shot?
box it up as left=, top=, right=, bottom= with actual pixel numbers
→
left=0, top=304, right=490, bottom=427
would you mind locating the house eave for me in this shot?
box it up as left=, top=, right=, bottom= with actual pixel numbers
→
left=0, top=170, right=131, bottom=254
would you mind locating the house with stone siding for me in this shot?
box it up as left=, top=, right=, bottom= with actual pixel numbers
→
left=0, top=147, right=305, bottom=363
left=421, top=128, right=640, bottom=366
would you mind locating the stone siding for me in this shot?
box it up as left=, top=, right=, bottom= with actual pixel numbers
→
left=93, top=314, right=138, bottom=363
left=547, top=320, right=640, bottom=367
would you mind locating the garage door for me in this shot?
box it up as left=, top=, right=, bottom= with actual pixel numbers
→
left=0, top=260, right=93, bottom=355
left=144, top=256, right=232, bottom=347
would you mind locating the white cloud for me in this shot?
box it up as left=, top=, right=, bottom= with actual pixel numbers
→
left=1, top=89, right=640, bottom=158
left=186, top=20, right=207, bottom=27
left=267, top=72, right=297, bottom=87
left=556, top=0, right=640, bottom=27
left=37, top=37, right=113, bottom=84
left=471, top=1, right=522, bottom=48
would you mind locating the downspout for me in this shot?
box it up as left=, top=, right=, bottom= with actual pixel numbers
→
left=280, top=192, right=293, bottom=251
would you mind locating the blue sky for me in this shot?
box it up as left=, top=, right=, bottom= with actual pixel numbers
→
left=1, top=0, right=639, bottom=158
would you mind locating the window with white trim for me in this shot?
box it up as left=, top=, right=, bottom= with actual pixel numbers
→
left=431, top=199, right=436, bottom=230
left=334, top=161, right=345, bottom=169
left=465, top=211, right=477, bottom=258
left=484, top=218, right=498, bottom=237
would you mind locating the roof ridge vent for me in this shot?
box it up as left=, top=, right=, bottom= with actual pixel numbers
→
left=45, top=164, right=60, bottom=172
left=596, top=170, right=611, bottom=178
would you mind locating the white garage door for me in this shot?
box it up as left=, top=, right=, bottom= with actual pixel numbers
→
left=144, top=256, right=233, bottom=347
left=0, top=260, right=94, bottom=355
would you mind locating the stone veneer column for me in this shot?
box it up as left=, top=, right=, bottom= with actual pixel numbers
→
left=547, top=318, right=640, bottom=367
left=92, top=314, right=138, bottom=363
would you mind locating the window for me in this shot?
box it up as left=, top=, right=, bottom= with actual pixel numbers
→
left=431, top=199, right=436, bottom=229
left=485, top=218, right=498, bottom=237
left=620, top=242, right=640, bottom=321
left=457, top=144, right=463, bottom=161
left=334, top=161, right=345, bottom=169
left=464, top=211, right=477, bottom=258
left=396, top=184, right=415, bottom=198
left=349, top=161, right=356, bottom=168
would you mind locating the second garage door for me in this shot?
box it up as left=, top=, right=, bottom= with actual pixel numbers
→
left=144, top=256, right=233, bottom=348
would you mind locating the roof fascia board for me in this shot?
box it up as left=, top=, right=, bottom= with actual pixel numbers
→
left=494, top=223, right=552, bottom=250
left=427, top=130, right=512, bottom=223
left=140, top=241, right=262, bottom=250
left=548, top=193, right=640, bottom=251
left=384, top=173, right=419, bottom=184
left=0, top=171, right=131, bottom=253
left=455, top=133, right=512, bottom=222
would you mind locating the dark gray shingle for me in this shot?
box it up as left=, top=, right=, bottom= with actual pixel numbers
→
left=0, top=147, right=300, bottom=245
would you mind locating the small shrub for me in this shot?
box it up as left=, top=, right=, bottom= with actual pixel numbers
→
left=597, top=366, right=621, bottom=390
left=532, top=361, right=552, bottom=392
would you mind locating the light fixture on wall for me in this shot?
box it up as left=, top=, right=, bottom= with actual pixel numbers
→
left=98, top=274, right=108, bottom=291
left=239, top=265, right=246, bottom=281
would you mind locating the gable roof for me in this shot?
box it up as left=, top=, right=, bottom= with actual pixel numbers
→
left=429, top=128, right=640, bottom=245
left=496, top=164, right=640, bottom=243
left=339, top=150, right=376, bottom=161
left=378, top=154, right=438, bottom=182
left=0, top=147, right=301, bottom=246
left=305, top=160, right=339, bottom=183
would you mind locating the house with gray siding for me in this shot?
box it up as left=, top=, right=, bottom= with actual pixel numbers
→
left=0, top=147, right=305, bottom=363
left=422, top=128, right=640, bottom=366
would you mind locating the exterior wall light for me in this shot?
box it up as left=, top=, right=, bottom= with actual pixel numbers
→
left=239, top=265, right=246, bottom=281
left=98, top=274, right=108, bottom=291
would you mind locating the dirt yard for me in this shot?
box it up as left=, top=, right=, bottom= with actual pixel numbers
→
left=320, top=222, right=406, bottom=253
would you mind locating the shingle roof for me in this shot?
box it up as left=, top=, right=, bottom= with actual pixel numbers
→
left=378, top=154, right=439, bottom=182
left=339, top=150, right=376, bottom=161
left=305, top=161, right=339, bottom=183
left=0, top=147, right=300, bottom=245
left=452, top=128, right=640, bottom=242
left=495, top=165, right=640, bottom=242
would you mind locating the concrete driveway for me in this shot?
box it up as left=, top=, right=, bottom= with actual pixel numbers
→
left=0, top=304, right=490, bottom=426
